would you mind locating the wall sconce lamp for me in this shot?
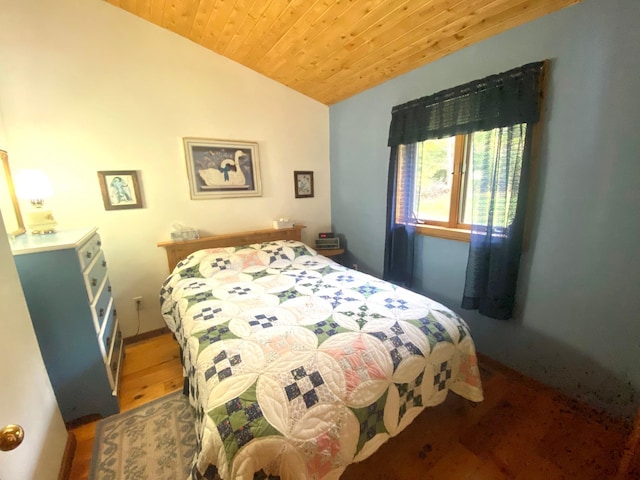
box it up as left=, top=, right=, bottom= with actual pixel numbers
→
left=14, top=169, right=57, bottom=234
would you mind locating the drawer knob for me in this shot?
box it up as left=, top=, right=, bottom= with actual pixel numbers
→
left=102, top=260, right=107, bottom=267
left=86, top=251, right=92, bottom=258
left=113, top=308, right=117, bottom=316
left=91, top=278, right=97, bottom=287
left=99, top=308, right=104, bottom=317
left=0, top=424, right=24, bottom=452
left=97, top=240, right=102, bottom=247
left=108, top=285, right=112, bottom=292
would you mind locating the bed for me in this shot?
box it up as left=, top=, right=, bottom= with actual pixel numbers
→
left=159, top=226, right=483, bottom=480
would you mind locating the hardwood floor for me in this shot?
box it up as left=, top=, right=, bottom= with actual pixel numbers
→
left=68, top=333, right=636, bottom=479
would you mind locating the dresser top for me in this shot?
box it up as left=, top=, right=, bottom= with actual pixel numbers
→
left=10, top=227, right=98, bottom=255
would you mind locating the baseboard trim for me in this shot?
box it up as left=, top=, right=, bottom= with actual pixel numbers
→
left=124, top=327, right=170, bottom=345
left=58, top=431, right=76, bottom=480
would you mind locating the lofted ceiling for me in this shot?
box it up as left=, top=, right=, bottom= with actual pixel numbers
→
left=105, top=0, right=580, bottom=105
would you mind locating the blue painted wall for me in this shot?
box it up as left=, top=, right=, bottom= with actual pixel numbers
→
left=329, top=0, right=640, bottom=419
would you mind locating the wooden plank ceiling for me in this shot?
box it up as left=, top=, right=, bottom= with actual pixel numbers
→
left=105, top=0, right=580, bottom=105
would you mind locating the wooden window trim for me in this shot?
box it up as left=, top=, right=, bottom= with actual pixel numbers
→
left=419, top=134, right=471, bottom=240
left=416, top=223, right=470, bottom=242
left=448, top=135, right=466, bottom=226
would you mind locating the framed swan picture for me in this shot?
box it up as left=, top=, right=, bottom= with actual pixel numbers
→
left=183, top=138, right=262, bottom=199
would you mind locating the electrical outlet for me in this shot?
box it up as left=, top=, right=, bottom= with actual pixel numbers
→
left=352, top=263, right=358, bottom=271
left=133, top=296, right=143, bottom=308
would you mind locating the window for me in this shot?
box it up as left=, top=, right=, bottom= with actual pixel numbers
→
left=396, top=124, right=528, bottom=242
left=384, top=60, right=545, bottom=315
left=407, top=134, right=469, bottom=228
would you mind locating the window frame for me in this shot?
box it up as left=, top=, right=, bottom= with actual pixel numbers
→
left=389, top=61, right=547, bottom=246
left=413, top=120, right=543, bottom=245
left=414, top=134, right=472, bottom=242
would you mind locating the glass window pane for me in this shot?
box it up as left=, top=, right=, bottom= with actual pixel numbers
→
left=463, top=125, right=526, bottom=228
left=415, top=137, right=455, bottom=222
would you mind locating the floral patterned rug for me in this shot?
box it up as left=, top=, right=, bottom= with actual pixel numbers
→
left=89, top=390, right=197, bottom=480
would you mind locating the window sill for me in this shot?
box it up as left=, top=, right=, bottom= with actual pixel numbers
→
left=415, top=224, right=470, bottom=242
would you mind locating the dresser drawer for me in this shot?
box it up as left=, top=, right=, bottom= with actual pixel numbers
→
left=78, top=233, right=102, bottom=271
left=84, top=250, right=108, bottom=301
left=99, top=306, right=117, bottom=360
left=107, top=329, right=123, bottom=394
left=92, top=286, right=114, bottom=334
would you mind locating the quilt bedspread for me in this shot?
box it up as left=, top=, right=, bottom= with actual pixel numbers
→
left=160, top=240, right=483, bottom=480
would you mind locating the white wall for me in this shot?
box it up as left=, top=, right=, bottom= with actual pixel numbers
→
left=0, top=0, right=330, bottom=337
left=0, top=108, right=6, bottom=148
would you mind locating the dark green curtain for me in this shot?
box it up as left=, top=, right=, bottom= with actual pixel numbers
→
left=461, top=123, right=534, bottom=319
left=388, top=62, right=544, bottom=145
left=384, top=61, right=544, bottom=318
left=383, top=144, right=417, bottom=288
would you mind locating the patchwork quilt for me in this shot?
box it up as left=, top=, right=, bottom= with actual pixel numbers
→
left=160, top=240, right=483, bottom=480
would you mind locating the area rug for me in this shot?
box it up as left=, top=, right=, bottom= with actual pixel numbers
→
left=89, top=390, right=197, bottom=480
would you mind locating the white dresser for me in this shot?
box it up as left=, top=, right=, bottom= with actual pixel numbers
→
left=11, top=227, right=122, bottom=422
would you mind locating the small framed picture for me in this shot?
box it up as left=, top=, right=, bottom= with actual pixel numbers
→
left=294, top=171, right=314, bottom=198
left=97, top=170, right=143, bottom=210
left=183, top=138, right=262, bottom=199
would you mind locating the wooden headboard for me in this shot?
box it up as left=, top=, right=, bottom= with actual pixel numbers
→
left=157, top=225, right=305, bottom=272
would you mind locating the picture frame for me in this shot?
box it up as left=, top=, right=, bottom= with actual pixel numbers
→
left=183, top=138, right=262, bottom=199
left=97, top=170, right=143, bottom=210
left=0, top=150, right=25, bottom=237
left=294, top=171, right=314, bottom=198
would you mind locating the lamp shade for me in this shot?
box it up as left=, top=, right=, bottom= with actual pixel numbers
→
left=15, top=169, right=54, bottom=201
left=14, top=169, right=57, bottom=234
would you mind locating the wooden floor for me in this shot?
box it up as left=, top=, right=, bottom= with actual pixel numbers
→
left=68, top=333, right=638, bottom=479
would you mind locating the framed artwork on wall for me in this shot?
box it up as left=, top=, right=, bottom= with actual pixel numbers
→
left=0, top=150, right=25, bottom=237
left=183, top=138, right=262, bottom=199
left=294, top=171, right=314, bottom=198
left=97, top=170, right=143, bottom=210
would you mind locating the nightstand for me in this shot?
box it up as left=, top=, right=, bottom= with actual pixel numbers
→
left=11, top=228, right=122, bottom=422
left=319, top=248, right=345, bottom=258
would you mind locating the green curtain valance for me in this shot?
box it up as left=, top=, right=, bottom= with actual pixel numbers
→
left=388, top=61, right=545, bottom=147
